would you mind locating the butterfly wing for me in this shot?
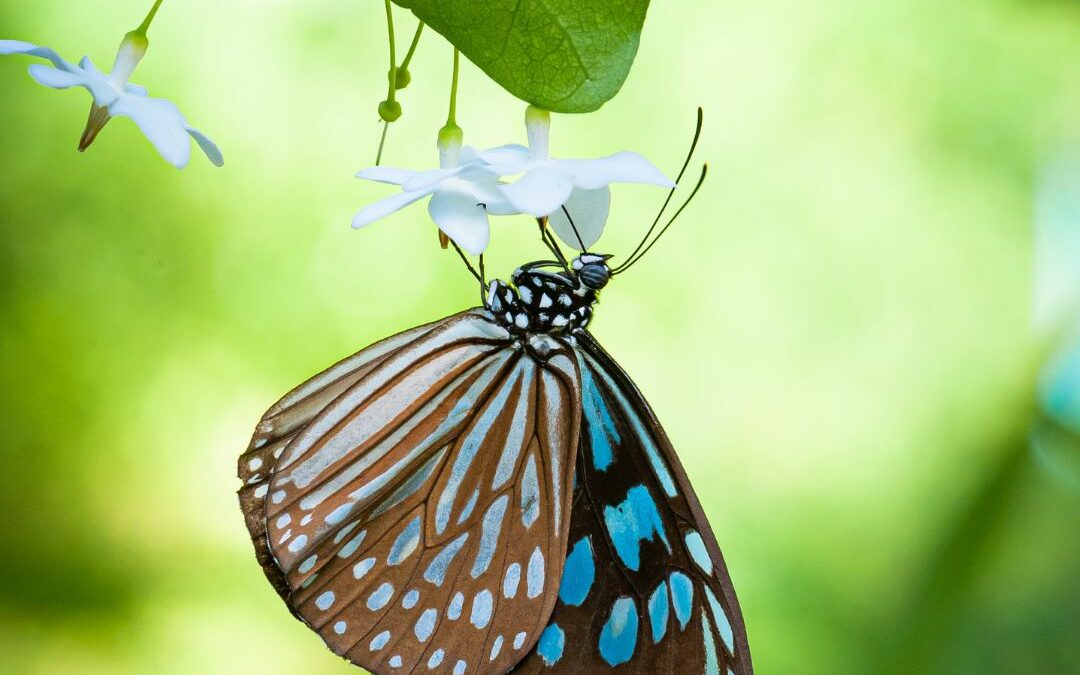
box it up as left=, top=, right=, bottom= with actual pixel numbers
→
left=239, top=312, right=458, bottom=602
left=239, top=310, right=584, bottom=675
left=512, top=332, right=754, bottom=675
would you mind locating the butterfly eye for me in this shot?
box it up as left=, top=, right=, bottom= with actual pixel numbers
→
left=579, top=263, right=610, bottom=290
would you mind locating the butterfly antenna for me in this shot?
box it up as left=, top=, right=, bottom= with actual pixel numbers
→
left=560, top=205, right=588, bottom=251
left=614, top=163, right=708, bottom=275
left=613, top=107, right=703, bottom=273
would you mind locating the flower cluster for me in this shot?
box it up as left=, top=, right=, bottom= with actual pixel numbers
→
left=353, top=106, right=673, bottom=254
left=3, top=9, right=671, bottom=255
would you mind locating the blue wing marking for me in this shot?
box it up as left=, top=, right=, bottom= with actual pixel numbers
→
left=648, top=580, right=670, bottom=643
left=537, top=623, right=566, bottom=665
left=602, top=484, right=671, bottom=571
left=599, top=596, right=639, bottom=666
left=580, top=357, right=622, bottom=471
left=558, top=536, right=596, bottom=606
left=670, top=571, right=694, bottom=630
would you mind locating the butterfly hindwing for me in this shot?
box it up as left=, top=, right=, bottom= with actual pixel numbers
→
left=512, top=332, right=753, bottom=675
left=240, top=310, right=585, bottom=675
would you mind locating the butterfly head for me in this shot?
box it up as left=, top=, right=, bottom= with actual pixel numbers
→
left=571, top=253, right=613, bottom=291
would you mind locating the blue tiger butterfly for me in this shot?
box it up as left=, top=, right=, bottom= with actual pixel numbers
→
left=238, top=111, right=753, bottom=674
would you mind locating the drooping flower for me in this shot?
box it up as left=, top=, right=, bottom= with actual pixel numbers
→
left=480, top=106, right=675, bottom=250
left=352, top=127, right=516, bottom=255
left=0, top=35, right=222, bottom=169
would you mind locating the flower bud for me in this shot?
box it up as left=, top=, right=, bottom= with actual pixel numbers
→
left=378, top=99, right=402, bottom=122
left=394, top=66, right=411, bottom=90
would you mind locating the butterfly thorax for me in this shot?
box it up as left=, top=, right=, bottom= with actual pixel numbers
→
left=486, top=253, right=611, bottom=335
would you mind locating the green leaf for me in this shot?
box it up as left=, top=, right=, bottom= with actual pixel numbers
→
left=392, top=0, right=651, bottom=113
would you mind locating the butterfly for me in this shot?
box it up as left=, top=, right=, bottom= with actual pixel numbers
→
left=237, top=113, right=753, bottom=675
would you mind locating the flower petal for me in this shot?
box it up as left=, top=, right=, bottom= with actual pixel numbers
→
left=477, top=143, right=530, bottom=175
left=548, top=186, right=611, bottom=250
left=428, top=186, right=490, bottom=255
left=469, top=182, right=519, bottom=216
left=559, top=151, right=675, bottom=190
left=108, top=94, right=192, bottom=168
left=356, top=166, right=417, bottom=186
left=498, top=165, right=575, bottom=218
left=125, top=82, right=149, bottom=97
left=76, top=56, right=121, bottom=104
left=352, top=188, right=433, bottom=229
left=0, top=40, right=78, bottom=71
left=402, top=167, right=464, bottom=192
left=26, top=63, right=85, bottom=89
left=186, top=126, right=224, bottom=167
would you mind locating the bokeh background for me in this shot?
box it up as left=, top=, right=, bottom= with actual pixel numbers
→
left=1, top=0, right=1079, bottom=673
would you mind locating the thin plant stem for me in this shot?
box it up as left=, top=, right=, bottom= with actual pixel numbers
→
left=375, top=120, right=390, bottom=166
left=400, top=22, right=424, bottom=72
left=447, top=49, right=460, bottom=127
left=383, top=0, right=398, bottom=105
left=136, top=0, right=165, bottom=34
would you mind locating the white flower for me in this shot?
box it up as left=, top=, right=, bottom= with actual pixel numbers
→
left=480, top=106, right=675, bottom=250
left=0, top=36, right=222, bottom=169
left=352, top=129, right=516, bottom=255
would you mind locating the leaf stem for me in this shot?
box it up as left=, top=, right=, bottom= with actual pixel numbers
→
left=400, top=22, right=424, bottom=72
left=136, top=0, right=165, bottom=36
left=375, top=120, right=390, bottom=166
left=384, top=0, right=398, bottom=105
left=447, top=48, right=460, bottom=127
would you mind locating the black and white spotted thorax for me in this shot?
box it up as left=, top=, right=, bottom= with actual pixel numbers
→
left=486, top=253, right=612, bottom=335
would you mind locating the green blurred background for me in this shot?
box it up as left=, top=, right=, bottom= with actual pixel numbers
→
left=1, top=0, right=1078, bottom=673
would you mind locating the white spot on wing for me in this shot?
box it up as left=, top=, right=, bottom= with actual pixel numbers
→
left=370, top=630, right=391, bottom=651
left=503, top=562, right=521, bottom=598
left=447, top=592, right=464, bottom=620
left=471, top=495, right=510, bottom=578
left=526, top=547, right=545, bottom=598
left=287, top=534, right=308, bottom=553
left=353, top=557, right=376, bottom=579
left=298, top=555, right=317, bottom=574
left=415, top=608, right=438, bottom=642
left=315, top=591, right=335, bottom=611
left=470, top=589, right=494, bottom=628
left=367, top=582, right=394, bottom=610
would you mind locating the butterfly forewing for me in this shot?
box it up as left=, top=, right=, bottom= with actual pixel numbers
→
left=239, top=314, right=455, bottom=601
left=512, top=333, right=753, bottom=675
left=241, top=311, right=584, bottom=674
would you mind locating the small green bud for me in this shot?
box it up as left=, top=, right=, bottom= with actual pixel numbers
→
left=394, top=66, right=411, bottom=90
left=378, top=100, right=402, bottom=122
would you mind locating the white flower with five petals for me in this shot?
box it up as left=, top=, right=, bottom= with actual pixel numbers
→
left=481, top=106, right=675, bottom=250
left=352, top=130, right=516, bottom=255
left=0, top=35, right=222, bottom=169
